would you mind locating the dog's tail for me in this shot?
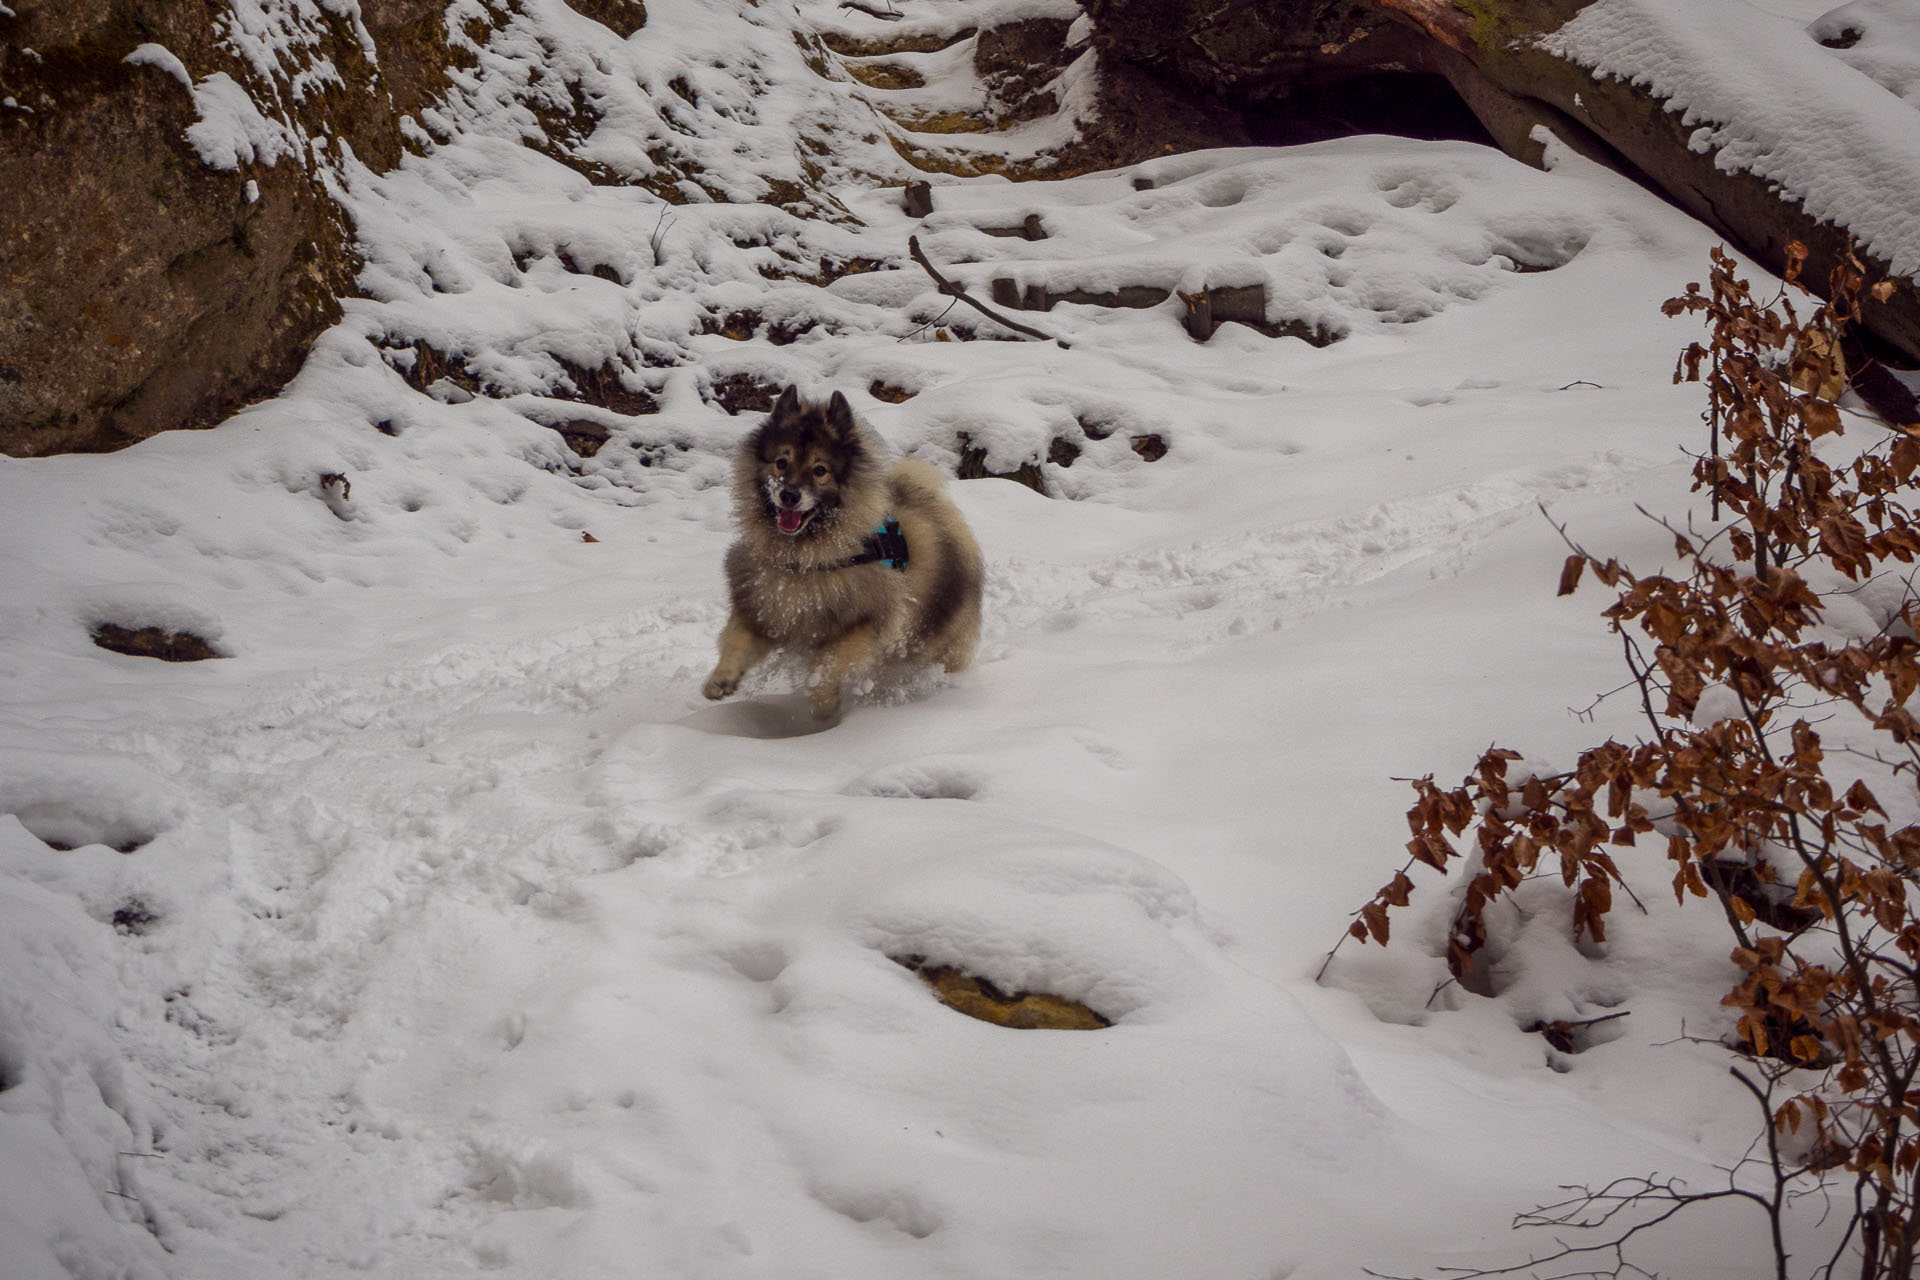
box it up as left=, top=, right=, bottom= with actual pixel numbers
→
left=886, top=457, right=952, bottom=509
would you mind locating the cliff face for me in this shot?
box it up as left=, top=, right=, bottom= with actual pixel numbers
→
left=1075, top=0, right=1920, bottom=374
left=11, top=0, right=1912, bottom=462
left=0, top=0, right=1185, bottom=458
left=0, top=0, right=455, bottom=457
left=1077, top=0, right=1416, bottom=99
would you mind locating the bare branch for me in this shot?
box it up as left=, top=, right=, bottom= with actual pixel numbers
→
left=906, top=235, right=1070, bottom=348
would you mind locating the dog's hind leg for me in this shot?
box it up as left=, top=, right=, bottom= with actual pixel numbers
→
left=807, top=622, right=881, bottom=721
left=703, top=612, right=774, bottom=701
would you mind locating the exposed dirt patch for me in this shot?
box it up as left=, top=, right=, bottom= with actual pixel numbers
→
left=1046, top=417, right=1170, bottom=472
left=957, top=432, right=1046, bottom=494
left=554, top=247, right=627, bottom=284
left=560, top=0, right=652, bottom=38
left=525, top=74, right=631, bottom=188
left=384, top=339, right=485, bottom=396
left=706, top=372, right=784, bottom=415
left=630, top=437, right=693, bottom=468
left=113, top=900, right=161, bottom=934
left=702, top=308, right=823, bottom=345
left=819, top=29, right=976, bottom=58
left=551, top=419, right=612, bottom=457
left=761, top=255, right=891, bottom=286
left=1129, top=433, right=1168, bottom=462
left=555, top=358, right=661, bottom=415
left=975, top=17, right=1074, bottom=128
left=91, top=624, right=224, bottom=663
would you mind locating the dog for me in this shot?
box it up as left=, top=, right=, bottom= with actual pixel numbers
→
left=702, top=386, right=984, bottom=721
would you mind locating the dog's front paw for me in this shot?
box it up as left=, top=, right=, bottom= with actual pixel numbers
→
left=808, top=685, right=842, bottom=722
left=703, top=669, right=740, bottom=701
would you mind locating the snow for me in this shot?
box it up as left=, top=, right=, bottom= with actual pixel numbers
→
left=7, top=0, right=1920, bottom=1276
left=125, top=44, right=194, bottom=89
left=1812, top=0, right=1920, bottom=104
left=1546, top=0, right=1920, bottom=277
left=186, top=70, right=303, bottom=170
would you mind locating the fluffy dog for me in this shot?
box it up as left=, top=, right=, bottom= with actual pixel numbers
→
left=702, top=386, right=984, bottom=720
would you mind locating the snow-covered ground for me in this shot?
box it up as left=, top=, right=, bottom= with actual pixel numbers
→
left=4, top=1, right=1916, bottom=1276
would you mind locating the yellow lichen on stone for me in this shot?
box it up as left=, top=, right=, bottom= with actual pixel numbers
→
left=915, top=965, right=1112, bottom=1030
left=842, top=59, right=927, bottom=91
left=819, top=29, right=977, bottom=58
left=882, top=107, right=996, bottom=135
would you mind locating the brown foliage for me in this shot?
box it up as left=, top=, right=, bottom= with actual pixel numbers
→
left=1340, top=244, right=1920, bottom=1278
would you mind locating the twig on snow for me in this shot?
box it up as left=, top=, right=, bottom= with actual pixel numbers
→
left=906, top=235, right=1069, bottom=348
left=649, top=205, right=675, bottom=266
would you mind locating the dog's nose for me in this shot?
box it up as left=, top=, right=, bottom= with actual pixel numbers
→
left=779, top=487, right=801, bottom=507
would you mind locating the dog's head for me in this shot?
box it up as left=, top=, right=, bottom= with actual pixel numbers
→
left=742, top=387, right=874, bottom=538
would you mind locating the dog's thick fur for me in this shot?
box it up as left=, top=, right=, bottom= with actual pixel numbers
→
left=702, top=387, right=984, bottom=720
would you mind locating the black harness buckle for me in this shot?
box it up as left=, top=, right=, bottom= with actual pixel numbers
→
left=866, top=518, right=909, bottom=570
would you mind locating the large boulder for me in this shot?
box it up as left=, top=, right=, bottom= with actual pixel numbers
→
left=1079, top=0, right=1418, bottom=99
left=0, top=0, right=452, bottom=457
left=1078, top=0, right=1920, bottom=370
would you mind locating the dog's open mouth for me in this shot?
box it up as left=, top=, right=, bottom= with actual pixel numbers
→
left=776, top=508, right=813, bottom=535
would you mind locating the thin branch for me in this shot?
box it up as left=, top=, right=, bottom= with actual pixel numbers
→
left=648, top=205, right=675, bottom=267
left=906, top=235, right=1070, bottom=348
left=1363, top=1176, right=1779, bottom=1280
left=898, top=295, right=959, bottom=343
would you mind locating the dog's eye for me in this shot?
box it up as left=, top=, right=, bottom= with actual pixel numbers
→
left=773, top=458, right=788, bottom=472
left=812, top=464, right=828, bottom=478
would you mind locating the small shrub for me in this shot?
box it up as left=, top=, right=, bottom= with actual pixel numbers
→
left=1335, top=244, right=1920, bottom=1279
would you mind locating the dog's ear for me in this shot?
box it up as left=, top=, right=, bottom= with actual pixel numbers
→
left=769, top=385, right=802, bottom=424
left=825, top=390, right=857, bottom=441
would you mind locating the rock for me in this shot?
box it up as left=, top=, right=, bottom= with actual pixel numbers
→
left=553, top=419, right=612, bottom=458
left=705, top=372, right=783, bottom=415
left=974, top=16, right=1075, bottom=126
left=956, top=432, right=1047, bottom=495
left=90, top=623, right=223, bottom=662
left=1076, top=0, right=1920, bottom=365
left=910, top=964, right=1112, bottom=1030
left=1081, top=0, right=1408, bottom=98
left=0, top=0, right=463, bottom=458
left=562, top=0, right=648, bottom=40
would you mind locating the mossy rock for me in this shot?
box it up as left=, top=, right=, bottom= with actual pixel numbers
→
left=819, top=29, right=976, bottom=58
left=909, top=963, right=1112, bottom=1030
left=884, top=107, right=996, bottom=136
left=842, top=59, right=927, bottom=91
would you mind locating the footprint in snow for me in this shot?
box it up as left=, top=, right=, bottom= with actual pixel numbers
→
left=677, top=694, right=831, bottom=739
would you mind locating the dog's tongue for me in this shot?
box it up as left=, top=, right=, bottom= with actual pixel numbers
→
left=777, top=509, right=808, bottom=535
